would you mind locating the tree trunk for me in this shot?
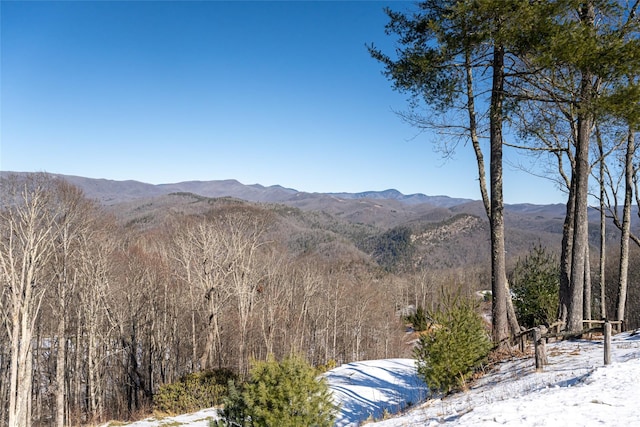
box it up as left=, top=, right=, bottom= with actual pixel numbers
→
left=0, top=343, right=9, bottom=426
left=616, top=129, right=635, bottom=322
left=489, top=43, right=511, bottom=346
left=584, top=245, right=592, bottom=321
left=8, top=311, right=21, bottom=427
left=464, top=35, right=517, bottom=344
left=505, top=277, right=521, bottom=335
left=567, top=116, right=590, bottom=332
left=73, top=314, right=83, bottom=423
left=464, top=49, right=490, bottom=220
left=598, top=134, right=607, bottom=320
left=55, top=306, right=66, bottom=427
left=559, top=174, right=576, bottom=326
left=566, top=3, right=595, bottom=333
left=23, top=338, right=34, bottom=427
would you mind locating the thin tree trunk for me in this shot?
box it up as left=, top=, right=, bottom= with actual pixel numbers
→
left=0, top=344, right=9, bottom=426
left=191, top=308, right=198, bottom=371
left=8, top=312, right=20, bottom=427
left=55, top=306, right=66, bottom=427
left=87, top=315, right=98, bottom=421
left=24, top=339, right=34, bottom=427
left=599, top=133, right=607, bottom=320
left=559, top=175, right=576, bottom=326
left=505, top=277, right=521, bottom=335
left=616, top=129, right=635, bottom=322
left=73, top=314, right=83, bottom=423
left=464, top=49, right=490, bottom=219
left=584, top=245, right=592, bottom=321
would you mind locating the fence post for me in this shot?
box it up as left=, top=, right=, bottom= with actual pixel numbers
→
left=534, top=327, right=547, bottom=372
left=604, top=320, right=611, bottom=366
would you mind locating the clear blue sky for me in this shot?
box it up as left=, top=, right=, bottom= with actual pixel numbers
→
left=1, top=0, right=567, bottom=204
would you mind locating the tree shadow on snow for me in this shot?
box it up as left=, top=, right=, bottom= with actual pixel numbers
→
left=324, top=359, right=428, bottom=427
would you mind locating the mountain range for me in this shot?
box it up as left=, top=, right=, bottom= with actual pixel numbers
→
left=2, top=171, right=573, bottom=223
left=32, top=173, right=474, bottom=207
left=0, top=171, right=616, bottom=271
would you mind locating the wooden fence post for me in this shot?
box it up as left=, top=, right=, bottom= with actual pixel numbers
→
left=604, top=320, right=611, bottom=366
left=534, top=327, right=547, bottom=372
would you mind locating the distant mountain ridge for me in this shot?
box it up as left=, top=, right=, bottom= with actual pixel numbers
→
left=327, top=189, right=471, bottom=207
left=0, top=172, right=475, bottom=208
left=2, top=171, right=606, bottom=269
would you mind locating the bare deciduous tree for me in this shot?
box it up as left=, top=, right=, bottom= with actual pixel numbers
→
left=0, top=174, right=57, bottom=427
left=212, top=207, right=271, bottom=376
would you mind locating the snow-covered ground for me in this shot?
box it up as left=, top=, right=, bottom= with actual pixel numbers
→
left=370, top=329, right=640, bottom=427
left=108, top=329, right=640, bottom=427
left=323, top=358, right=428, bottom=426
left=104, top=407, right=218, bottom=427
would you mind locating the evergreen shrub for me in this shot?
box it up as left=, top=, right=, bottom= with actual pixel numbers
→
left=509, top=244, right=560, bottom=328
left=405, top=305, right=430, bottom=331
left=414, top=292, right=491, bottom=395
left=154, top=368, right=236, bottom=415
left=213, top=354, right=337, bottom=427
left=316, top=358, right=338, bottom=374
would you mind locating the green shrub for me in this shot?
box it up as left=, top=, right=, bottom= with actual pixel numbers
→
left=509, top=244, right=560, bottom=328
left=414, top=293, right=491, bottom=395
left=214, top=354, right=337, bottom=427
left=154, top=369, right=236, bottom=415
left=316, top=359, right=337, bottom=374
left=405, top=305, right=430, bottom=331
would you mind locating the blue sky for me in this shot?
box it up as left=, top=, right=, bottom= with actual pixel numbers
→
left=1, top=0, right=567, bottom=204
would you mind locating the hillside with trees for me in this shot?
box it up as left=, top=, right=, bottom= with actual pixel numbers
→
left=1, top=170, right=638, bottom=426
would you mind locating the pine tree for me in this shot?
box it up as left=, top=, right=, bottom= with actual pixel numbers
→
left=510, top=245, right=560, bottom=328
left=369, top=0, right=552, bottom=346
left=414, top=294, right=491, bottom=395
left=216, top=354, right=337, bottom=427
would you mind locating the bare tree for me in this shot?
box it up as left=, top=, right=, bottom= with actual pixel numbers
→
left=0, top=174, right=57, bottom=427
left=170, top=215, right=234, bottom=371
left=211, top=206, right=271, bottom=375
left=255, top=248, right=290, bottom=358
left=603, top=126, right=639, bottom=324
left=48, top=180, right=97, bottom=427
left=75, top=215, right=118, bottom=422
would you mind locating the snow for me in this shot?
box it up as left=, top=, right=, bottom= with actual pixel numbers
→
left=322, top=358, right=428, bottom=426
left=110, top=330, right=640, bottom=427
left=369, top=330, right=640, bottom=427
left=108, top=408, right=219, bottom=427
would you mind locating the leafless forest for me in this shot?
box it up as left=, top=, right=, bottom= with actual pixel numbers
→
left=0, top=173, right=487, bottom=425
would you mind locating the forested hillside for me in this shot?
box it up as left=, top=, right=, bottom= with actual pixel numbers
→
left=1, top=172, right=638, bottom=426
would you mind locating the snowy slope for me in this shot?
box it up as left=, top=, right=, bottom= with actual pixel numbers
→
left=322, top=358, right=428, bottom=426
left=370, top=330, right=640, bottom=427
left=109, top=330, right=640, bottom=427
